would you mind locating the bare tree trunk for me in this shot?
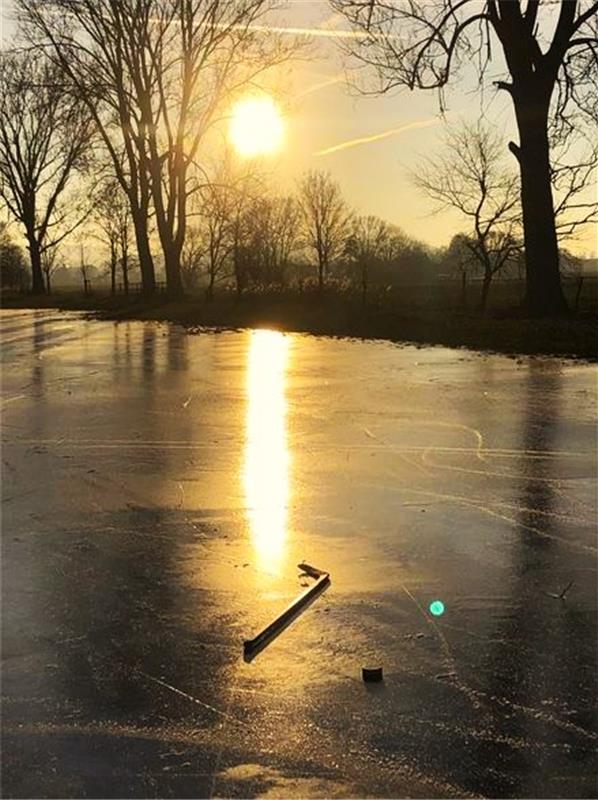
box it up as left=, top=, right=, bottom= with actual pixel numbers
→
left=234, top=246, right=243, bottom=300
left=512, top=93, right=568, bottom=317
left=45, top=271, right=52, bottom=294
left=317, top=257, right=324, bottom=291
left=206, top=271, right=215, bottom=301
left=110, top=241, right=117, bottom=296
left=121, top=239, right=129, bottom=296
left=318, top=251, right=328, bottom=292
left=132, top=213, right=155, bottom=295
left=163, top=244, right=184, bottom=297
left=27, top=236, right=45, bottom=295
left=479, top=272, right=492, bottom=314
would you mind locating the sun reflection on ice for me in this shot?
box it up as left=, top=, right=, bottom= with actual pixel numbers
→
left=244, top=329, right=291, bottom=573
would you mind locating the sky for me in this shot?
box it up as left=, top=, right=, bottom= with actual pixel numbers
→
left=263, top=0, right=517, bottom=250
left=1, top=0, right=596, bottom=258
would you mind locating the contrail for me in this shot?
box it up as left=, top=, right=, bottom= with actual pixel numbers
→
left=294, top=73, right=345, bottom=99
left=243, top=23, right=370, bottom=39
left=315, top=118, right=443, bottom=157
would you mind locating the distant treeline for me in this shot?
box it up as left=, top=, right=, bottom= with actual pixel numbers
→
left=2, top=204, right=591, bottom=315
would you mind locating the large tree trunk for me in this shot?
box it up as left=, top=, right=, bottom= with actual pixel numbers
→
left=27, top=237, right=45, bottom=295
left=163, top=244, right=184, bottom=297
left=131, top=212, right=155, bottom=295
left=512, top=92, right=568, bottom=317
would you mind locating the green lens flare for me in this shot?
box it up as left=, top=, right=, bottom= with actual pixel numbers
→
left=429, top=600, right=445, bottom=616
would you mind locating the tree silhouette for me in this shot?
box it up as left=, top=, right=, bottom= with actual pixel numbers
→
left=414, top=123, right=521, bottom=312
left=19, top=0, right=294, bottom=297
left=298, top=170, right=351, bottom=291
left=331, top=0, right=598, bottom=316
left=346, top=215, right=390, bottom=305
left=94, top=180, right=134, bottom=296
left=0, top=51, right=92, bottom=294
left=0, top=223, right=28, bottom=291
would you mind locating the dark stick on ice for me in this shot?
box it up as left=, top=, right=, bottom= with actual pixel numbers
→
left=546, top=580, right=574, bottom=600
left=243, top=564, right=330, bottom=662
left=558, top=580, right=574, bottom=599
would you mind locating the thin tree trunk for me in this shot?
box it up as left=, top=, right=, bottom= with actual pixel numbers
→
left=206, top=271, right=215, bottom=301
left=121, top=242, right=129, bottom=295
left=461, top=270, right=467, bottom=308
left=234, top=246, right=243, bottom=300
left=512, top=93, right=568, bottom=317
left=110, top=241, right=117, bottom=296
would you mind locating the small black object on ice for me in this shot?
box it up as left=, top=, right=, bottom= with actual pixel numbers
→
left=362, top=666, right=383, bottom=682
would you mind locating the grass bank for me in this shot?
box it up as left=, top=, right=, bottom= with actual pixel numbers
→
left=2, top=287, right=597, bottom=360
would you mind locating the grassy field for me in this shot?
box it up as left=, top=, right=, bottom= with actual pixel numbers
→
left=2, top=280, right=597, bottom=360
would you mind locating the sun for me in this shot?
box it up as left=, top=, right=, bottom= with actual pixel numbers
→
left=229, top=95, right=284, bottom=158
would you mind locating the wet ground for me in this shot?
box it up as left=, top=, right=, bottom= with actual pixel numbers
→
left=1, top=309, right=597, bottom=799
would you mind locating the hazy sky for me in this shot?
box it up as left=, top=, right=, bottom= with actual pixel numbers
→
left=1, top=0, right=596, bottom=257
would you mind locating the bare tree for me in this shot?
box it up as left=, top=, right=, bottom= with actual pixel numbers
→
left=331, top=0, right=598, bottom=316
left=298, top=170, right=351, bottom=291
left=346, top=214, right=389, bottom=305
left=131, top=1, right=294, bottom=296
left=552, top=140, right=598, bottom=239
left=41, top=244, right=61, bottom=294
left=0, top=222, right=28, bottom=291
left=19, top=0, right=155, bottom=294
left=0, top=51, right=93, bottom=294
left=239, top=195, right=302, bottom=287
left=413, top=124, right=521, bottom=313
left=228, top=171, right=267, bottom=298
left=197, top=181, right=236, bottom=299
left=560, top=248, right=585, bottom=311
left=94, top=180, right=133, bottom=296
left=268, top=196, right=302, bottom=284
left=19, top=0, right=294, bottom=297
left=445, top=233, right=478, bottom=308
left=78, top=243, right=92, bottom=295
left=181, top=226, right=206, bottom=293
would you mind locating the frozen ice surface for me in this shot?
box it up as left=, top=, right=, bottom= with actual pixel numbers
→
left=1, top=310, right=596, bottom=798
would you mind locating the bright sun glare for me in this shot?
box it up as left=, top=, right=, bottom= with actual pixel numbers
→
left=244, top=329, right=290, bottom=573
left=229, top=95, right=284, bottom=158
